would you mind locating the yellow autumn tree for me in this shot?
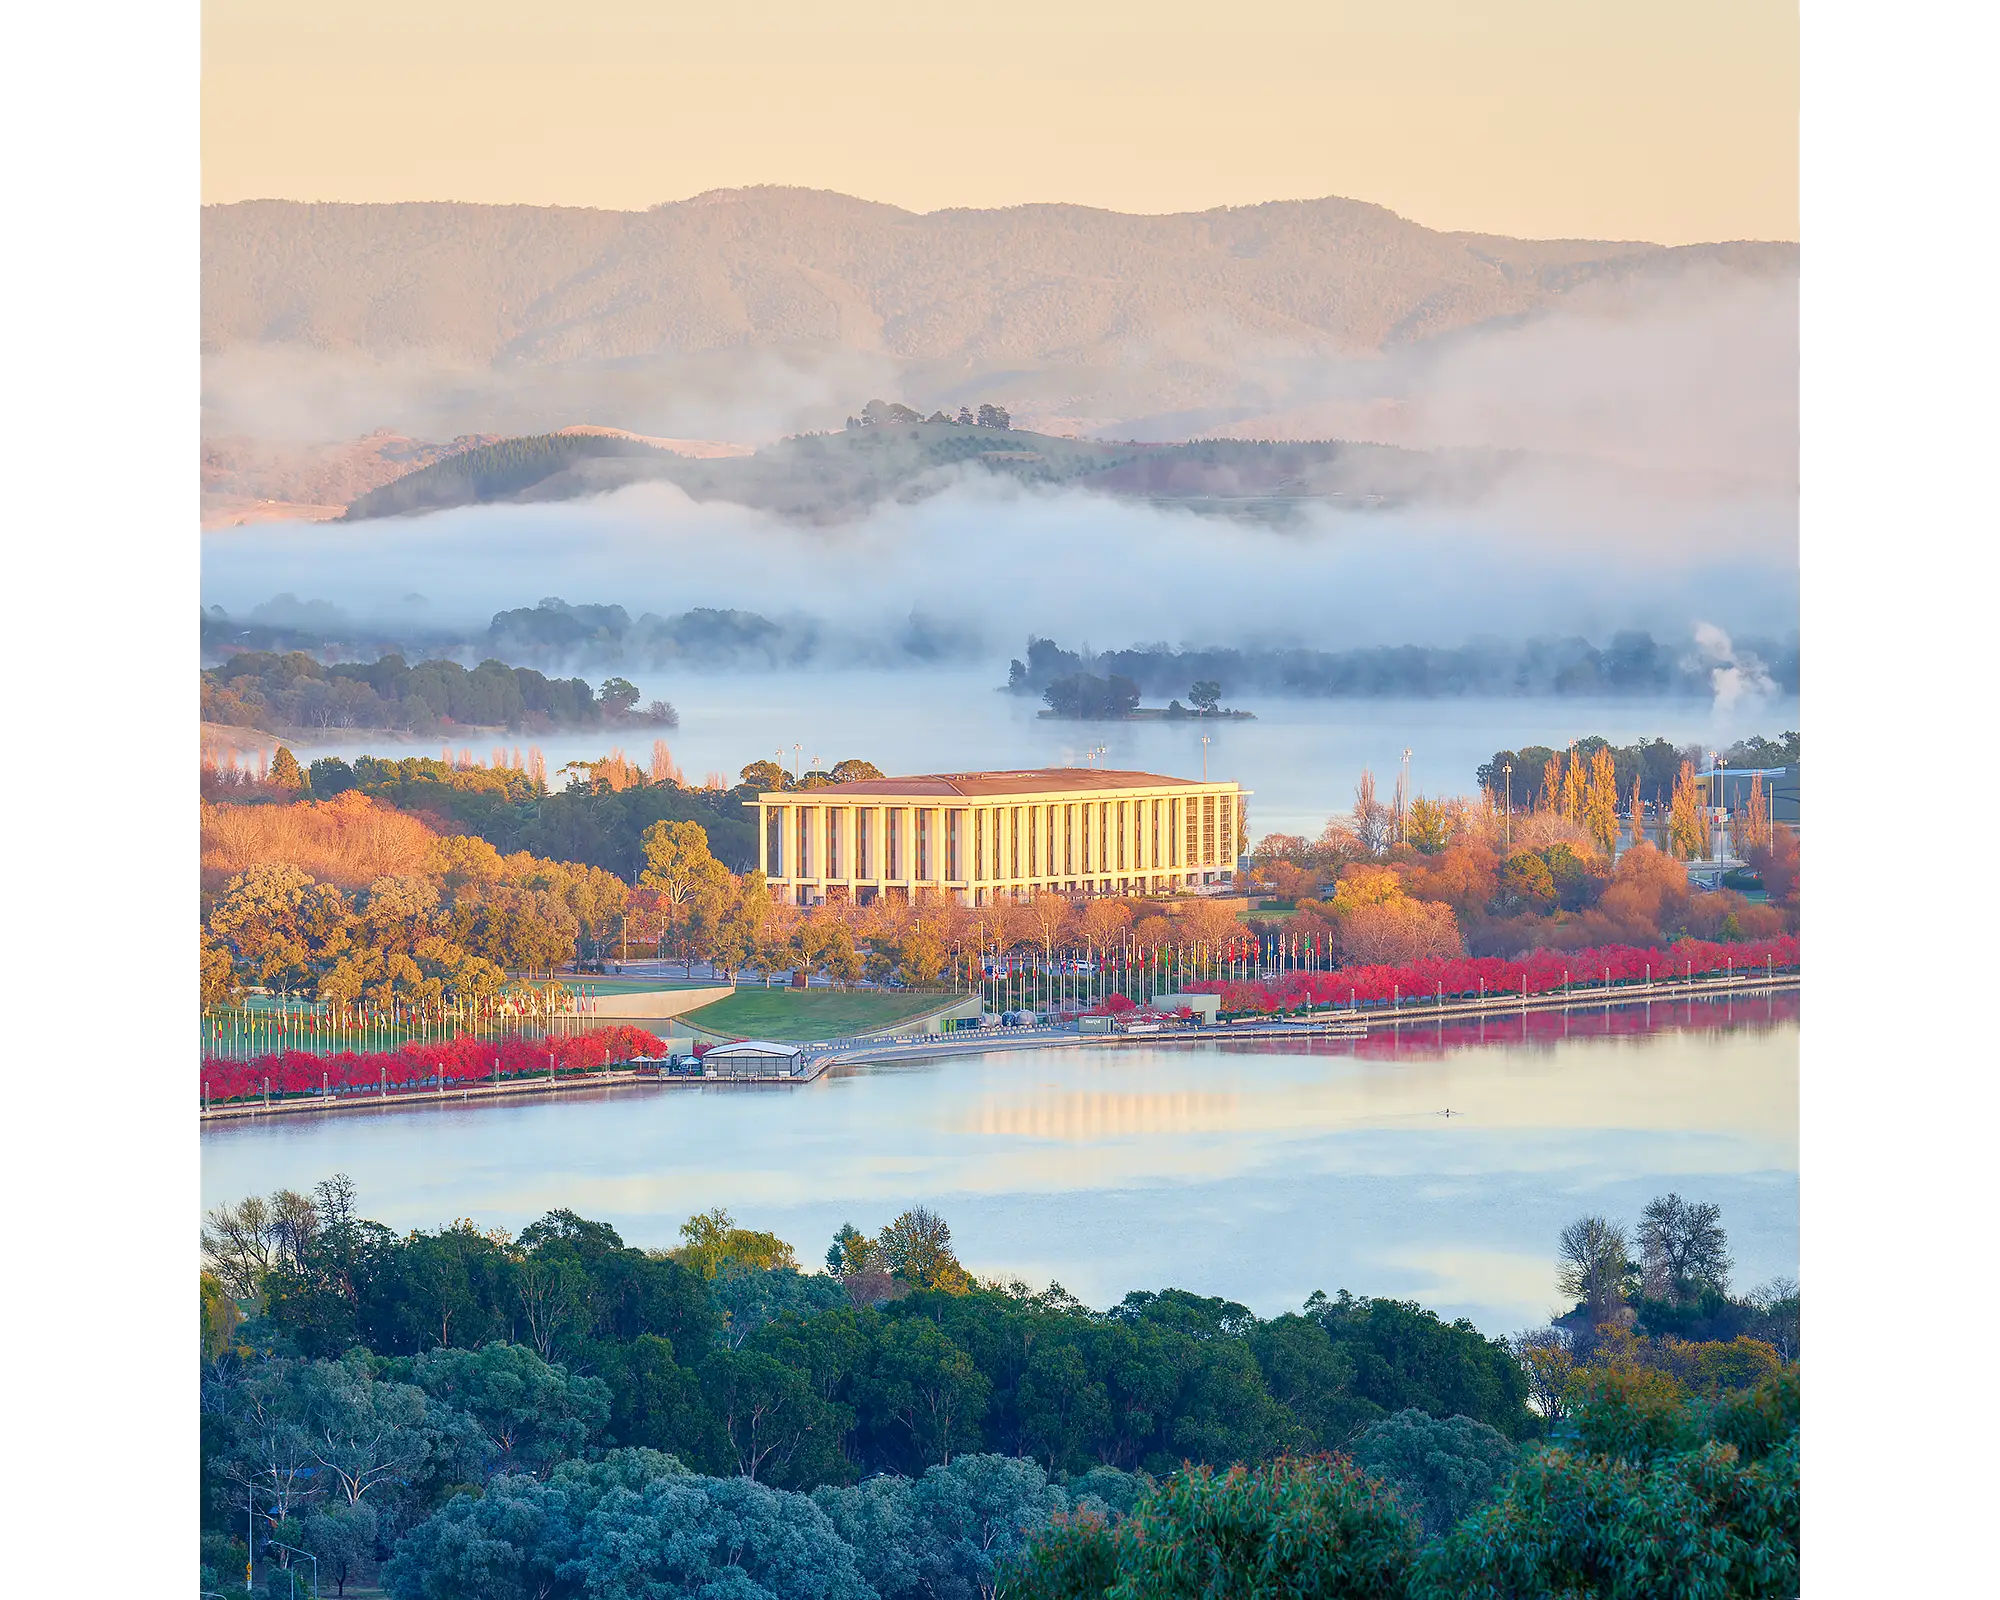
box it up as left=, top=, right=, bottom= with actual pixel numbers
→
left=1559, top=749, right=1588, bottom=823
left=1628, top=775, right=1648, bottom=848
left=1539, top=754, right=1565, bottom=816
left=1405, top=795, right=1453, bottom=853
left=1582, top=747, right=1621, bottom=854
left=1666, top=761, right=1707, bottom=859
left=1733, top=772, right=1771, bottom=855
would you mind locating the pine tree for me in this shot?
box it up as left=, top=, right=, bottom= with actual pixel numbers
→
left=269, top=745, right=304, bottom=789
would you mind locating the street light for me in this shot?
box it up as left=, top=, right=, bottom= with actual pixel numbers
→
left=1501, top=761, right=1513, bottom=854
left=269, top=1542, right=320, bottom=1600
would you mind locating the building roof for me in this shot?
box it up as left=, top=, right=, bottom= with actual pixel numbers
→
left=703, top=1039, right=805, bottom=1057
left=761, top=767, right=1229, bottom=800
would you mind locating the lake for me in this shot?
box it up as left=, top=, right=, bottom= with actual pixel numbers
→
left=260, top=671, right=1800, bottom=842
left=200, top=994, right=1798, bottom=1335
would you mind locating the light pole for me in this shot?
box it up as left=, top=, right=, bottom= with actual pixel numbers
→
left=1714, top=753, right=1728, bottom=859
left=1502, top=761, right=1513, bottom=855
left=1200, top=734, right=1212, bottom=781
left=269, top=1541, right=320, bottom=1600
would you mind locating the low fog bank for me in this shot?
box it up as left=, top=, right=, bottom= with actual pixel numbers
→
left=201, top=464, right=1796, bottom=662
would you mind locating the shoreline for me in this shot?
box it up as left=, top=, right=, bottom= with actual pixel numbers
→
left=200, top=970, right=1797, bottom=1125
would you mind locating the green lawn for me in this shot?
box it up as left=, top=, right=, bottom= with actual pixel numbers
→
left=680, top=988, right=957, bottom=1040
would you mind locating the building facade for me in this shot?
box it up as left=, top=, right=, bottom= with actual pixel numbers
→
left=755, top=767, right=1249, bottom=905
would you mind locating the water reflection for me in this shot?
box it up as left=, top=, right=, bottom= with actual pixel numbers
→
left=201, top=997, right=1797, bottom=1333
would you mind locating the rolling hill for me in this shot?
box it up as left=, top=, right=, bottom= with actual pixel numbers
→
left=201, top=188, right=1796, bottom=441
left=339, top=421, right=1521, bottom=523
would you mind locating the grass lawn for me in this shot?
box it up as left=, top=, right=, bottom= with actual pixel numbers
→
left=680, top=988, right=957, bottom=1040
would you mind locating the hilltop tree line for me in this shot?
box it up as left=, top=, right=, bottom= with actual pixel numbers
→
left=202, top=648, right=675, bottom=736
left=200, top=1180, right=1795, bottom=1599
left=343, top=432, right=666, bottom=520
left=847, top=399, right=1011, bottom=429
left=1006, top=631, right=1801, bottom=701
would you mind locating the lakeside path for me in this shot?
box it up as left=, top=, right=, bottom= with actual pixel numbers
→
left=200, top=971, right=1798, bottom=1125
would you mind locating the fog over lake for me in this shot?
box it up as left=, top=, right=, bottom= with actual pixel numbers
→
left=202, top=1001, right=1798, bottom=1334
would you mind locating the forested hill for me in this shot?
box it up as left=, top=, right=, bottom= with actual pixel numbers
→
left=344, top=432, right=676, bottom=519
left=342, top=422, right=1513, bottom=522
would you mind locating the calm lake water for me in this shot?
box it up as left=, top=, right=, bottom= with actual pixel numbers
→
left=272, top=673, right=1800, bottom=842
left=200, top=995, right=1798, bottom=1335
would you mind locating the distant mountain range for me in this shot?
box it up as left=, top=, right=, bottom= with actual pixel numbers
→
left=201, top=188, right=1797, bottom=444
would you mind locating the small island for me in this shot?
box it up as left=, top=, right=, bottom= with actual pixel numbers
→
left=1031, top=671, right=1257, bottom=721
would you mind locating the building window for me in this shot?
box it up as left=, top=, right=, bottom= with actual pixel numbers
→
left=1185, top=798, right=1199, bottom=864
left=1064, top=804, right=1075, bottom=874
left=1219, top=795, right=1234, bottom=865
left=1151, top=800, right=1161, bottom=870
left=948, top=810, right=963, bottom=881
left=826, top=808, right=840, bottom=879
left=1202, top=795, right=1216, bottom=863
left=890, top=810, right=902, bottom=880
left=857, top=809, right=872, bottom=879
left=1010, top=807, right=1020, bottom=880
left=767, top=807, right=786, bottom=876
left=798, top=808, right=812, bottom=878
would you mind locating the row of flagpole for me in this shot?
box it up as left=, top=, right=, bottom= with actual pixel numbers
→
left=977, top=934, right=1324, bottom=1015
left=200, top=985, right=598, bottom=1061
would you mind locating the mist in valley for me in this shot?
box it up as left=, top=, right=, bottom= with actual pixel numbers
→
left=201, top=254, right=1797, bottom=715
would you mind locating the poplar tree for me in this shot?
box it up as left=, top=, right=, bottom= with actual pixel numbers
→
left=1538, top=754, right=1564, bottom=815
left=1582, top=747, right=1620, bottom=853
left=1559, top=750, right=1588, bottom=823
left=1667, top=761, right=1706, bottom=859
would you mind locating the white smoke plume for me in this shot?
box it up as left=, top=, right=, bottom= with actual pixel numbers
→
left=1690, top=621, right=1779, bottom=715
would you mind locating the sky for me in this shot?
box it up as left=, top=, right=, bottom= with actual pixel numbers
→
left=202, top=0, right=1798, bottom=244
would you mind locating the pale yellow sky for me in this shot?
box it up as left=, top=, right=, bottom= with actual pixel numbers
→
left=203, top=0, right=1796, bottom=244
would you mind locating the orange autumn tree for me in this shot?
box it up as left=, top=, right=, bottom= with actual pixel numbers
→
left=1327, top=863, right=1464, bottom=964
